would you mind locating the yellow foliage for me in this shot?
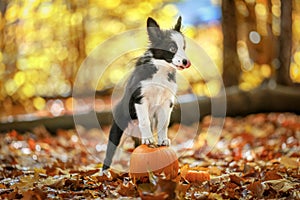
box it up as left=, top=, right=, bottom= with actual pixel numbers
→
left=1, top=0, right=300, bottom=114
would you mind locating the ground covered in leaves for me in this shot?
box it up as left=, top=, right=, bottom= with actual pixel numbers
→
left=0, top=113, right=300, bottom=199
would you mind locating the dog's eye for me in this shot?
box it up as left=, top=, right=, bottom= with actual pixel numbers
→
left=169, top=44, right=177, bottom=53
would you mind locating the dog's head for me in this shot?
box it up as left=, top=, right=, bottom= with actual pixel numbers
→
left=147, top=16, right=191, bottom=70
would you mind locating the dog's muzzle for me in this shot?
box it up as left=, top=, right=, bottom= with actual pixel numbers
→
left=176, top=59, right=191, bottom=70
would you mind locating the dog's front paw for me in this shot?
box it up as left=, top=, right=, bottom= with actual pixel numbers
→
left=142, top=137, right=155, bottom=145
left=158, top=138, right=170, bottom=146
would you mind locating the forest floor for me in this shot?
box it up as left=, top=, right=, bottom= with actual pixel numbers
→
left=0, top=112, right=299, bottom=199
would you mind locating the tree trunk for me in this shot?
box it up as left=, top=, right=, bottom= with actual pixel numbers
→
left=0, top=0, right=7, bottom=50
left=0, top=0, right=7, bottom=14
left=222, top=0, right=241, bottom=87
left=1, top=85, right=300, bottom=133
left=277, top=0, right=293, bottom=85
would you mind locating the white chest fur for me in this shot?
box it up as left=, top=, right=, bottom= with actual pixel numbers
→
left=133, top=61, right=178, bottom=145
left=140, top=65, right=177, bottom=115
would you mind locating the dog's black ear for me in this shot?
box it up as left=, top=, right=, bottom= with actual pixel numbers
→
left=147, top=17, right=162, bottom=41
left=174, top=16, right=182, bottom=32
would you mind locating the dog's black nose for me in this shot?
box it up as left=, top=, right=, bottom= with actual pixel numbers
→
left=182, top=59, right=191, bottom=68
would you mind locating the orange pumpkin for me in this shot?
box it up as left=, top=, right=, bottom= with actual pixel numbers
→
left=129, top=145, right=179, bottom=180
left=184, top=170, right=210, bottom=182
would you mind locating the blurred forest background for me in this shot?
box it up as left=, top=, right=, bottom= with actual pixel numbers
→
left=0, top=0, right=299, bottom=122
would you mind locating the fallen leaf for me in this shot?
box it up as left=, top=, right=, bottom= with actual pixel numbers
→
left=137, top=178, right=176, bottom=200
left=175, top=181, right=190, bottom=199
left=209, top=166, right=222, bottom=176
left=264, top=179, right=296, bottom=193
left=208, top=192, right=223, bottom=200
left=156, top=179, right=177, bottom=199
left=247, top=181, right=265, bottom=198
left=280, top=156, right=299, bottom=169
left=22, top=188, right=47, bottom=200
left=229, top=174, right=244, bottom=186
left=118, top=179, right=137, bottom=197
left=138, top=191, right=169, bottom=200
left=0, top=184, right=6, bottom=189
left=28, top=138, right=36, bottom=151
left=264, top=170, right=282, bottom=181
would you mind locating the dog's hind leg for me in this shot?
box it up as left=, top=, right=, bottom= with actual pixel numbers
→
left=103, top=121, right=123, bottom=170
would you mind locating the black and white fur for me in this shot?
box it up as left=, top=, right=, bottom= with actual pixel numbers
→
left=103, top=17, right=191, bottom=170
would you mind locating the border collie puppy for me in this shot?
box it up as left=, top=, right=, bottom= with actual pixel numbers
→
left=103, top=17, right=191, bottom=170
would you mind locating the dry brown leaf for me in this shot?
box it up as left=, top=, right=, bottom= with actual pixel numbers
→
left=209, top=166, right=222, bottom=176
left=264, top=170, right=282, bottom=181
left=229, top=174, right=244, bottom=186
left=264, top=179, right=296, bottom=193
left=118, top=181, right=137, bottom=197
left=247, top=180, right=265, bottom=198
left=280, top=156, right=299, bottom=169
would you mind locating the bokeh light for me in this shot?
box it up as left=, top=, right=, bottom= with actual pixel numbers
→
left=0, top=0, right=299, bottom=118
